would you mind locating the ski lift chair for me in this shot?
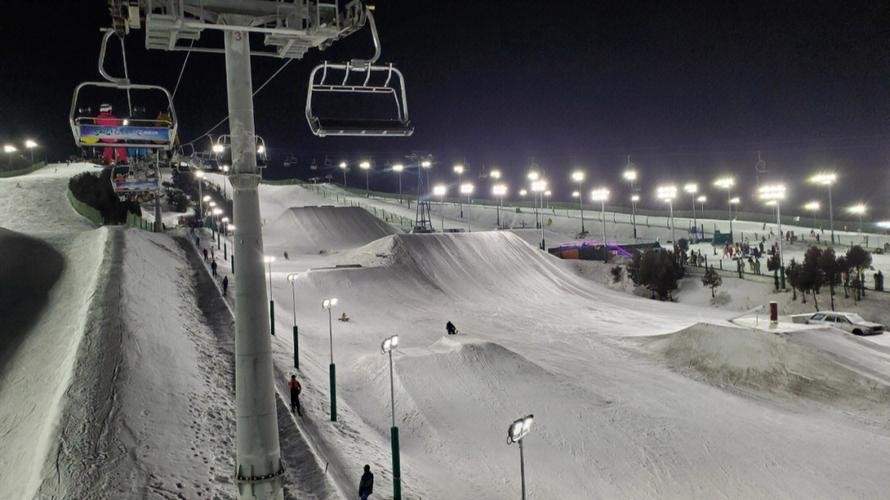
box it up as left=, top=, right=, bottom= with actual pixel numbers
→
left=214, top=134, right=268, bottom=169
left=69, top=31, right=178, bottom=152
left=305, top=8, right=413, bottom=137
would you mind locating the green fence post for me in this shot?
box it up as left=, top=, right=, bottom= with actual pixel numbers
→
left=391, top=427, right=402, bottom=499
left=293, top=325, right=299, bottom=370
left=330, top=363, right=337, bottom=422
left=270, top=300, right=275, bottom=336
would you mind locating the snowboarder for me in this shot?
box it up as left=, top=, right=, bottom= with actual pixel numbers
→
left=288, top=375, right=302, bottom=416
left=202, top=247, right=208, bottom=262
left=358, top=464, right=374, bottom=500
left=284, top=251, right=289, bottom=260
left=222, top=275, right=229, bottom=296
left=446, top=321, right=457, bottom=335
left=211, top=259, right=218, bottom=277
left=338, top=312, right=350, bottom=322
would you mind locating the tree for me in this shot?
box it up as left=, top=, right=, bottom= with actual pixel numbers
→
left=818, top=247, right=840, bottom=311
left=68, top=170, right=140, bottom=224
left=701, top=265, right=722, bottom=298
left=800, top=246, right=824, bottom=311
left=610, top=265, right=623, bottom=283
left=786, top=259, right=801, bottom=301
left=628, top=249, right=680, bottom=301
left=836, top=255, right=851, bottom=299
left=846, top=246, right=872, bottom=301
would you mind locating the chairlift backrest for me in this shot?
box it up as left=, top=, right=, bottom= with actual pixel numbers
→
left=110, top=161, right=161, bottom=194
left=305, top=9, right=413, bottom=137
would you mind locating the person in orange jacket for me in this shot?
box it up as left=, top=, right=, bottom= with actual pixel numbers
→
left=288, top=375, right=303, bottom=416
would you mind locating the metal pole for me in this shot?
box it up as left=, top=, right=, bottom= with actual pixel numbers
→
left=268, top=260, right=274, bottom=336
left=329, top=307, right=336, bottom=421
left=458, top=173, right=463, bottom=217
left=223, top=21, right=283, bottom=499
left=467, top=194, right=471, bottom=232
left=440, top=197, right=445, bottom=231
left=669, top=200, right=675, bottom=244
left=601, top=200, right=607, bottom=263
left=691, top=197, right=697, bottom=242
left=342, top=169, right=347, bottom=186
left=579, top=185, right=585, bottom=234
left=632, top=199, right=637, bottom=240
left=777, top=202, right=785, bottom=289
left=198, top=179, right=203, bottom=222
left=398, top=172, right=402, bottom=203
left=389, top=351, right=402, bottom=500
left=365, top=170, right=370, bottom=197
left=519, top=439, right=526, bottom=500
left=728, top=191, right=733, bottom=243
left=291, top=282, right=298, bottom=370
left=828, top=184, right=834, bottom=245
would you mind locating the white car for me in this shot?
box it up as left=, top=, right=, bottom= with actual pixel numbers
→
left=803, top=312, right=884, bottom=335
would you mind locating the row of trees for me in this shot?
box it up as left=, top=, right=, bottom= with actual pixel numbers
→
left=786, top=245, right=872, bottom=310
left=68, top=169, right=140, bottom=224
left=627, top=249, right=685, bottom=301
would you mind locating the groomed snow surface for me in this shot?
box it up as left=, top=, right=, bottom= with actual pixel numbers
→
left=2, top=167, right=890, bottom=499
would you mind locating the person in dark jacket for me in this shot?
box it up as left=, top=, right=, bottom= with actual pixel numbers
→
left=358, top=464, right=373, bottom=500
left=211, top=258, right=218, bottom=277
left=202, top=247, right=208, bottom=262
left=446, top=321, right=457, bottom=335
left=288, top=375, right=302, bottom=416
left=222, top=275, right=229, bottom=296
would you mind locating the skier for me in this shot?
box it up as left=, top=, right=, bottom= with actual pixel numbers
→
left=94, top=103, right=128, bottom=165
left=358, top=464, right=374, bottom=500
left=338, top=312, right=350, bottom=322
left=288, top=375, right=302, bottom=416
left=446, top=321, right=457, bottom=335
left=222, top=275, right=229, bottom=296
left=211, top=259, right=218, bottom=277
left=202, top=248, right=208, bottom=262
left=284, top=251, right=289, bottom=260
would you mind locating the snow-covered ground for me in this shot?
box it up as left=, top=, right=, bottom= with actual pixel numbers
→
left=4, top=168, right=890, bottom=499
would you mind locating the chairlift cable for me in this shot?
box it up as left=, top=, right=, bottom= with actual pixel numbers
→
left=183, top=58, right=295, bottom=146
left=170, top=38, right=196, bottom=104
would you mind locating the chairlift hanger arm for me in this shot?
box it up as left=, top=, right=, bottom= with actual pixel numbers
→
left=349, top=7, right=380, bottom=66
left=99, top=29, right=130, bottom=85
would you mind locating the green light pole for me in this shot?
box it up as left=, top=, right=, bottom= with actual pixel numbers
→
left=265, top=256, right=276, bottom=336
left=323, top=297, right=339, bottom=421
left=382, top=335, right=402, bottom=499
left=287, top=273, right=300, bottom=370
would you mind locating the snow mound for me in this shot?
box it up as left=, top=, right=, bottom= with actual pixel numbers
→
left=265, top=206, right=397, bottom=254
left=648, top=323, right=890, bottom=403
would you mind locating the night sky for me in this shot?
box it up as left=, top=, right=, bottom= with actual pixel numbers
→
left=2, top=1, right=890, bottom=217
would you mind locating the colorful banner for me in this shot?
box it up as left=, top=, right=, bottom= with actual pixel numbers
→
left=79, top=124, right=171, bottom=142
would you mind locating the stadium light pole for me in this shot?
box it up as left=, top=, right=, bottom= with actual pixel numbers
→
left=624, top=169, right=639, bottom=239
left=531, top=179, right=547, bottom=250
left=420, top=159, right=432, bottom=196
left=24, top=139, right=38, bottom=163
left=697, top=195, right=706, bottom=215
left=714, top=177, right=735, bottom=242
left=264, top=256, right=276, bottom=336
left=322, top=298, right=339, bottom=421
left=461, top=183, right=474, bottom=232
left=493, top=184, right=507, bottom=228
left=381, top=335, right=402, bottom=500
left=286, top=273, right=300, bottom=370
left=591, top=188, right=610, bottom=262
left=657, top=185, right=678, bottom=244
left=454, top=164, right=465, bottom=217
left=507, top=414, right=535, bottom=500
left=393, top=163, right=405, bottom=203
left=490, top=168, right=502, bottom=185
left=759, top=184, right=787, bottom=289
left=848, top=203, right=866, bottom=237
left=433, top=184, right=447, bottom=231
left=527, top=171, right=540, bottom=229
left=360, top=161, right=371, bottom=197
left=213, top=208, right=224, bottom=249
left=572, top=170, right=585, bottom=234
left=3, top=144, right=17, bottom=166
left=194, top=170, right=206, bottom=221
left=684, top=183, right=698, bottom=242
left=339, top=161, right=348, bottom=186
left=809, top=172, right=837, bottom=244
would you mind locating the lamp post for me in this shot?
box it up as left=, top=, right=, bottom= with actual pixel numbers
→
left=393, top=163, right=404, bottom=203
left=24, top=139, right=37, bottom=163
left=209, top=201, right=218, bottom=241
left=591, top=188, right=610, bottom=262
left=759, top=184, right=787, bottom=289
left=531, top=179, right=547, bottom=250
left=213, top=208, right=224, bottom=249
left=697, top=195, right=706, bottom=215
left=623, top=167, right=639, bottom=240
left=493, top=184, right=507, bottom=228
left=572, top=170, right=585, bottom=234
left=339, top=161, right=348, bottom=186
left=433, top=184, right=447, bottom=231
left=809, top=173, right=837, bottom=244
left=221, top=164, right=230, bottom=200
left=544, top=190, right=551, bottom=210
left=803, top=201, right=820, bottom=233
left=360, top=161, right=371, bottom=197
left=657, top=185, right=678, bottom=244
left=460, top=183, right=474, bottom=232
left=286, top=273, right=300, bottom=370
left=381, top=335, right=402, bottom=500
left=454, top=164, right=465, bottom=217
left=507, top=414, right=535, bottom=500
left=684, top=183, right=698, bottom=242
left=264, top=256, right=276, bottom=336
left=3, top=144, right=17, bottom=167
left=848, top=203, right=866, bottom=237
left=714, top=177, right=735, bottom=242
left=421, top=159, right=432, bottom=198
left=322, top=297, right=339, bottom=421
left=527, top=171, right=540, bottom=228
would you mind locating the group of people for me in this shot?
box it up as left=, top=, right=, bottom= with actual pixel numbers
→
left=193, top=229, right=229, bottom=296
left=90, top=102, right=177, bottom=166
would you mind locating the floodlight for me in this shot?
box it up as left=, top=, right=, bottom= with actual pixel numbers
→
left=684, top=183, right=698, bottom=194
left=360, top=161, right=371, bottom=170
left=631, top=194, right=640, bottom=202
left=590, top=188, right=610, bottom=202
left=453, top=164, right=464, bottom=174
left=803, top=201, right=820, bottom=211
left=339, top=161, right=347, bottom=169
left=195, top=170, right=205, bottom=178
left=393, top=163, right=404, bottom=172
left=322, top=298, right=339, bottom=309
left=493, top=184, right=508, bottom=196
left=24, top=139, right=37, bottom=149
left=433, top=185, right=447, bottom=196
left=623, top=170, right=637, bottom=182
left=656, top=185, right=677, bottom=201
left=848, top=203, right=866, bottom=215
left=490, top=169, right=501, bottom=179
left=507, top=414, right=534, bottom=444
left=809, top=172, right=837, bottom=186
left=460, top=183, right=474, bottom=195
left=572, top=170, right=585, bottom=182
left=212, top=144, right=225, bottom=154
left=3, top=145, right=16, bottom=153
left=714, top=177, right=734, bottom=189
left=758, top=183, right=786, bottom=201
left=696, top=195, right=706, bottom=203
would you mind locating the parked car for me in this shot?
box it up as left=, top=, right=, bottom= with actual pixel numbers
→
left=793, top=311, right=884, bottom=335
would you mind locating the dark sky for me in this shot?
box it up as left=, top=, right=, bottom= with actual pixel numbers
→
left=2, top=1, right=890, bottom=217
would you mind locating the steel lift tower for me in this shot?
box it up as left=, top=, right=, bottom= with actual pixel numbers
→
left=104, top=1, right=412, bottom=498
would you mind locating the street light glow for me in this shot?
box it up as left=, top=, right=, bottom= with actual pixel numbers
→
left=590, top=187, right=610, bottom=202
left=729, top=197, right=741, bottom=205
left=544, top=190, right=551, bottom=197
left=656, top=185, right=677, bottom=201
left=572, top=190, right=580, bottom=198
left=453, top=164, right=464, bottom=175
left=460, top=183, right=474, bottom=195
left=519, top=189, right=528, bottom=196
left=393, top=163, right=404, bottom=172
left=339, top=161, right=347, bottom=169
left=263, top=255, right=276, bottom=263
left=421, top=160, right=432, bottom=168
left=492, top=184, right=508, bottom=196
left=202, top=195, right=211, bottom=202
left=507, top=414, right=535, bottom=444
left=221, top=216, right=229, bottom=223
left=572, top=170, right=585, bottom=182
left=714, top=177, right=734, bottom=189
left=381, top=334, right=399, bottom=353
left=360, top=161, right=371, bottom=170
left=490, top=169, right=501, bottom=179
left=212, top=208, right=223, bottom=216
left=322, top=298, right=338, bottom=309
left=809, top=172, right=837, bottom=186
left=212, top=143, right=224, bottom=154
left=3, top=144, right=17, bottom=153
left=531, top=179, right=546, bottom=192
left=758, top=183, right=786, bottom=201
left=803, top=201, right=820, bottom=211
left=623, top=169, right=637, bottom=182
left=24, top=139, right=38, bottom=149
left=257, top=144, right=266, bottom=155
left=631, top=194, right=640, bottom=202
left=848, top=203, right=866, bottom=215
left=696, top=195, right=707, bottom=203
left=222, top=165, right=230, bottom=173
left=684, top=183, right=698, bottom=194
left=208, top=201, right=217, bottom=207
left=527, top=171, right=539, bottom=181
left=194, top=170, right=205, bottom=179
left=433, top=184, right=447, bottom=196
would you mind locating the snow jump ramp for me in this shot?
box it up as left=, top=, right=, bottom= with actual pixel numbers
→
left=265, top=206, right=398, bottom=254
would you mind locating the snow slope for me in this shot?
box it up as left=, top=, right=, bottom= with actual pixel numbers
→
left=265, top=206, right=397, bottom=255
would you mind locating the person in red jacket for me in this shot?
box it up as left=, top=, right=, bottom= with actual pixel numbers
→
left=95, top=103, right=128, bottom=165
left=288, top=375, right=303, bottom=416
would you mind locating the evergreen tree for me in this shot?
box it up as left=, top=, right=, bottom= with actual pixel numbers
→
left=818, top=247, right=840, bottom=310
left=846, top=246, right=872, bottom=300
left=701, top=265, right=723, bottom=298
left=800, top=246, right=824, bottom=311
left=786, top=259, right=801, bottom=301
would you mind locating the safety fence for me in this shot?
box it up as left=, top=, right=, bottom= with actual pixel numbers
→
left=0, top=161, right=46, bottom=178
left=66, top=188, right=103, bottom=225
